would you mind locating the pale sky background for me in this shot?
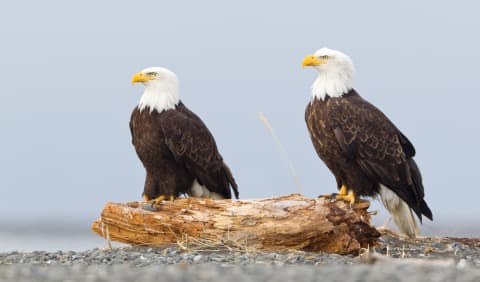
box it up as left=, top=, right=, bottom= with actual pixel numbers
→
left=1, top=1, right=480, bottom=249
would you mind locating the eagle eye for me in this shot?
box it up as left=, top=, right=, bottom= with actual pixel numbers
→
left=146, top=72, right=157, bottom=77
left=320, top=55, right=329, bottom=60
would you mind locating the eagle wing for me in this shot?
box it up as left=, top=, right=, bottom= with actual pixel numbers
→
left=159, top=104, right=238, bottom=199
left=327, top=94, right=430, bottom=219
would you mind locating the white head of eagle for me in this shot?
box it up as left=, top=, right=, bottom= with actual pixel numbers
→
left=131, top=67, right=180, bottom=113
left=302, top=48, right=355, bottom=101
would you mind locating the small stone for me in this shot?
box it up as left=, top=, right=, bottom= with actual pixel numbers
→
left=193, top=255, right=203, bottom=263
left=265, top=253, right=277, bottom=260
left=457, top=259, right=468, bottom=269
left=431, top=243, right=443, bottom=249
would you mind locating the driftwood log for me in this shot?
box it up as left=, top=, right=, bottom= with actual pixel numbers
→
left=91, top=194, right=380, bottom=254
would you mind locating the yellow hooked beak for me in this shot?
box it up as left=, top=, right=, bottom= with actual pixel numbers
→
left=302, top=55, right=326, bottom=68
left=131, top=72, right=154, bottom=84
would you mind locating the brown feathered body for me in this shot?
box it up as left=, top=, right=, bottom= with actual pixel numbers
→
left=305, top=89, right=432, bottom=221
left=130, top=102, right=238, bottom=200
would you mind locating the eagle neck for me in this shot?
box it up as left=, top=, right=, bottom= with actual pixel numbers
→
left=138, top=83, right=180, bottom=113
left=311, top=71, right=353, bottom=101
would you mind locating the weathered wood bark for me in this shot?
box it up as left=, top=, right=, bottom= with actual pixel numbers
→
left=91, top=194, right=380, bottom=254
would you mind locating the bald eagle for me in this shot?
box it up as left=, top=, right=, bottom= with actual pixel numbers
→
left=130, top=67, right=239, bottom=202
left=302, top=48, right=432, bottom=237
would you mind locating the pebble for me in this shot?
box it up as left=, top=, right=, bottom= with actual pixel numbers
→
left=0, top=234, right=480, bottom=281
left=193, top=255, right=203, bottom=263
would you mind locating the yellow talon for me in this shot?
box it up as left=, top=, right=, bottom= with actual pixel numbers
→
left=336, top=190, right=356, bottom=205
left=143, top=195, right=175, bottom=203
left=151, top=195, right=175, bottom=204
left=153, top=195, right=166, bottom=204
left=319, top=186, right=358, bottom=205
left=319, top=185, right=348, bottom=199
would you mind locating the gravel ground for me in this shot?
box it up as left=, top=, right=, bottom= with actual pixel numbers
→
left=1, top=234, right=480, bottom=282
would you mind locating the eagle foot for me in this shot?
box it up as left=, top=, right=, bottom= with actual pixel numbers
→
left=318, top=185, right=349, bottom=200
left=143, top=195, right=175, bottom=204
left=333, top=190, right=356, bottom=205
left=152, top=195, right=167, bottom=204
left=141, top=195, right=175, bottom=211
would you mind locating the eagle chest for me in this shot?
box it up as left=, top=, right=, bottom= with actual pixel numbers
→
left=131, top=110, right=170, bottom=163
left=306, top=101, right=344, bottom=164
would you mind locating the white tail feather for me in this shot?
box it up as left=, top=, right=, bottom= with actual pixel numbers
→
left=379, top=185, right=420, bottom=238
left=188, top=179, right=224, bottom=200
